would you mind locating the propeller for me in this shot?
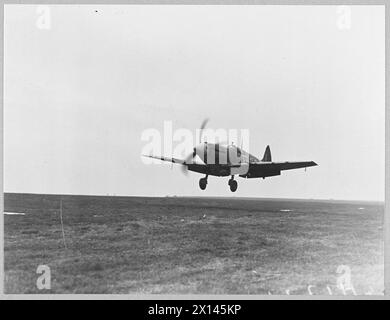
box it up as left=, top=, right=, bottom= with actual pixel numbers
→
left=181, top=118, right=209, bottom=176
left=198, top=118, right=209, bottom=144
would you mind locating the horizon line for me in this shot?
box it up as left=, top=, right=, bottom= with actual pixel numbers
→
left=3, top=191, right=384, bottom=204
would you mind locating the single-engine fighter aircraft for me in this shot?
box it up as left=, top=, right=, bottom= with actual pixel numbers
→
left=143, top=120, right=317, bottom=192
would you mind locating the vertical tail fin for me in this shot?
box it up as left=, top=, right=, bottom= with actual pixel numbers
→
left=261, top=145, right=272, bottom=162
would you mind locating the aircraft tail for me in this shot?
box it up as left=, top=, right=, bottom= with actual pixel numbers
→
left=261, top=145, right=272, bottom=162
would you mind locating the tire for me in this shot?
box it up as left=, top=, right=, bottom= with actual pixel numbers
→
left=230, top=180, right=238, bottom=192
left=199, top=178, right=207, bottom=190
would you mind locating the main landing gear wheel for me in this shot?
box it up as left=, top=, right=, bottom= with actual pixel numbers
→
left=228, top=177, right=238, bottom=192
left=199, top=177, right=208, bottom=190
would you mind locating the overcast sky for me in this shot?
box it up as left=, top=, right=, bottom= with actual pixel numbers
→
left=4, top=5, right=385, bottom=201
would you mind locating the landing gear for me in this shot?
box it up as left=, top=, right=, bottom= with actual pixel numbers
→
left=199, top=175, right=208, bottom=190
left=228, top=176, right=238, bottom=192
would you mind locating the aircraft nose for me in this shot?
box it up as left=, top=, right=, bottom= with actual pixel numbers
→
left=194, top=144, right=203, bottom=157
left=196, top=143, right=209, bottom=158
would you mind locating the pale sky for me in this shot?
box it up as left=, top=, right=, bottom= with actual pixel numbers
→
left=4, top=5, right=385, bottom=201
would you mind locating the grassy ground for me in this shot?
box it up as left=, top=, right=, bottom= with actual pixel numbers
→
left=4, top=193, right=384, bottom=295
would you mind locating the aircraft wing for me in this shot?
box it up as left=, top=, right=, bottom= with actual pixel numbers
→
left=266, top=161, right=318, bottom=171
left=142, top=154, right=208, bottom=175
left=244, top=161, right=318, bottom=178
left=142, top=154, right=186, bottom=164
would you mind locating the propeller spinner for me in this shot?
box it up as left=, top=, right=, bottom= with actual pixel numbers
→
left=182, top=118, right=209, bottom=176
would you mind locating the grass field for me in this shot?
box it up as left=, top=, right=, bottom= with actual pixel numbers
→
left=4, top=193, right=384, bottom=295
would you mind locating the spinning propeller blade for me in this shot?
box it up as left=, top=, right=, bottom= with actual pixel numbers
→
left=182, top=118, right=209, bottom=176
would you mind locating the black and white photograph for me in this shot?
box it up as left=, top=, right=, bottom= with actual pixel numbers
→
left=2, top=3, right=386, bottom=298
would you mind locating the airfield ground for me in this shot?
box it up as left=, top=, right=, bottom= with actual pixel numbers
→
left=4, top=193, right=384, bottom=295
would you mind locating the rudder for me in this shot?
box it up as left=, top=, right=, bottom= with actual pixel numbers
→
left=261, top=145, right=272, bottom=162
